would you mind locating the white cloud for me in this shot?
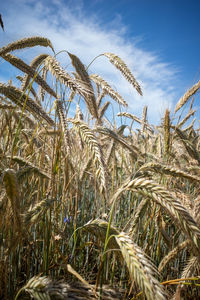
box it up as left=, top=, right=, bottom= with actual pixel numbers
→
left=0, top=0, right=179, bottom=125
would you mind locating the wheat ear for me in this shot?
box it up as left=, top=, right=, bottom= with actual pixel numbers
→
left=19, top=276, right=69, bottom=300
left=0, top=36, right=54, bottom=56
left=68, top=119, right=107, bottom=195
left=68, top=52, right=99, bottom=120
left=2, top=169, right=21, bottom=231
left=172, top=256, right=200, bottom=300
left=44, top=55, right=93, bottom=99
left=110, top=176, right=200, bottom=253
left=117, top=112, right=153, bottom=133
left=83, top=220, right=167, bottom=300
left=96, top=126, right=140, bottom=159
left=56, top=100, right=71, bottom=153
left=1, top=53, right=57, bottom=98
left=7, top=155, right=51, bottom=179
left=103, top=52, right=142, bottom=95
left=0, top=83, right=55, bottom=126
left=90, top=73, right=128, bottom=107
left=23, top=198, right=55, bottom=227
left=178, top=109, right=196, bottom=128
left=175, top=79, right=200, bottom=113
left=16, top=75, right=40, bottom=104
left=163, top=109, right=170, bottom=156
left=115, top=233, right=167, bottom=300
left=98, top=101, right=110, bottom=119
left=21, top=53, right=49, bottom=91
left=139, top=162, right=200, bottom=183
left=158, top=239, right=190, bottom=272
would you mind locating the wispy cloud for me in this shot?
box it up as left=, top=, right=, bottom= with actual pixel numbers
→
left=1, top=0, right=179, bottom=124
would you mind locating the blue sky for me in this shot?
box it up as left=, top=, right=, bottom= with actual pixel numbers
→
left=0, top=0, right=200, bottom=125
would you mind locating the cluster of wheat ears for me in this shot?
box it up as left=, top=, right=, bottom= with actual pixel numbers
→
left=0, top=36, right=200, bottom=299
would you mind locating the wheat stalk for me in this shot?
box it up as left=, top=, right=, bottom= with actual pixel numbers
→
left=178, top=109, right=196, bottom=128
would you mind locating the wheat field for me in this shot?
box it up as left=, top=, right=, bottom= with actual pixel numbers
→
left=0, top=36, right=200, bottom=299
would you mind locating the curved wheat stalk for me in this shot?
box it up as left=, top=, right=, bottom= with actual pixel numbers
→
left=110, top=176, right=200, bottom=253
left=90, top=74, right=128, bottom=107
left=0, top=36, right=54, bottom=56
left=103, top=52, right=142, bottom=95
left=175, top=79, right=200, bottom=113
left=0, top=83, right=55, bottom=126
